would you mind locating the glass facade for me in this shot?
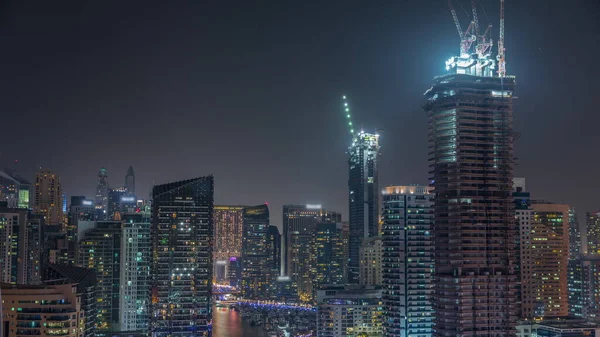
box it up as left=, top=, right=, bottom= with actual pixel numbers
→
left=241, top=204, right=275, bottom=300
left=348, top=131, right=380, bottom=284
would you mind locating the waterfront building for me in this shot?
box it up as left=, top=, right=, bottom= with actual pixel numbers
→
left=316, top=285, right=384, bottom=337
left=150, top=176, right=214, bottom=337
left=241, top=204, right=275, bottom=300
left=213, top=205, right=245, bottom=283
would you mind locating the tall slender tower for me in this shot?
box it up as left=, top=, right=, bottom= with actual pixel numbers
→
left=150, top=176, right=214, bottom=337
left=241, top=204, right=275, bottom=300
left=424, top=1, right=518, bottom=331
left=95, top=167, right=109, bottom=220
left=347, top=131, right=380, bottom=283
left=125, top=165, right=135, bottom=195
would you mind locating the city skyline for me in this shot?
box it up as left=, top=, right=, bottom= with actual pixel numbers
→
left=1, top=1, right=598, bottom=229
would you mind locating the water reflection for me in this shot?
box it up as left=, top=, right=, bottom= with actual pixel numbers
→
left=212, top=306, right=268, bottom=337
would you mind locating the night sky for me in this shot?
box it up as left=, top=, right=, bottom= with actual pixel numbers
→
left=1, top=1, right=599, bottom=230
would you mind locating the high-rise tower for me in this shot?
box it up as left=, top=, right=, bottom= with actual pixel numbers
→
left=150, top=176, right=214, bottom=337
left=125, top=165, right=135, bottom=195
left=241, top=204, right=275, bottom=300
left=347, top=131, right=380, bottom=284
left=95, top=167, right=109, bottom=220
left=381, top=185, right=434, bottom=337
left=34, top=169, right=63, bottom=226
left=424, top=1, right=518, bottom=332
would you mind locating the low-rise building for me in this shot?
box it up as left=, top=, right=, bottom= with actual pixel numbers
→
left=0, top=283, right=84, bottom=337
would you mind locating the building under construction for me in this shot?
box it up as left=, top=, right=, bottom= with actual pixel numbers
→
left=423, top=1, right=519, bottom=335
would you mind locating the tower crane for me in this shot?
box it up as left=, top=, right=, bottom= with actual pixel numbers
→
left=448, top=0, right=476, bottom=56
left=341, top=95, right=355, bottom=136
left=472, top=0, right=493, bottom=58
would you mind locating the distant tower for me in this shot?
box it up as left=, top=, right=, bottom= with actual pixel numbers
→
left=347, top=131, right=380, bottom=284
left=125, top=166, right=135, bottom=195
left=34, top=169, right=63, bottom=226
left=95, top=167, right=109, bottom=220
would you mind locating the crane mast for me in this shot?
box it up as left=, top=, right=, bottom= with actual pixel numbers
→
left=341, top=95, right=355, bottom=136
left=497, top=0, right=506, bottom=77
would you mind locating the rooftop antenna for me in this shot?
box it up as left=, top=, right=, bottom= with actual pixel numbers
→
left=341, top=95, right=355, bottom=136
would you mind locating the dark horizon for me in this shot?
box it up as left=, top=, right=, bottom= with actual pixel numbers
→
left=2, top=0, right=599, bottom=230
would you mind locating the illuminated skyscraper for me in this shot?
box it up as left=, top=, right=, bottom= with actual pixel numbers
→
left=317, top=285, right=384, bottom=337
left=359, top=236, right=382, bottom=286
left=241, top=204, right=275, bottom=299
left=150, top=176, right=213, bottom=337
left=314, top=222, right=346, bottom=289
left=95, top=167, right=109, bottom=220
left=587, top=211, right=600, bottom=255
left=120, top=211, right=151, bottom=332
left=125, top=165, right=135, bottom=195
left=381, top=185, right=434, bottom=337
left=283, top=204, right=327, bottom=276
left=213, top=205, right=245, bottom=282
left=347, top=131, right=380, bottom=283
left=78, top=221, right=122, bottom=330
left=34, top=169, right=63, bottom=226
left=524, top=202, right=569, bottom=318
left=569, top=208, right=582, bottom=258
left=424, top=64, right=518, bottom=335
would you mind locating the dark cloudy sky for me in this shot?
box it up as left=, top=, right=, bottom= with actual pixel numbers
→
left=1, top=0, right=599, bottom=229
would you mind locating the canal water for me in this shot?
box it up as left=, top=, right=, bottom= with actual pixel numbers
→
left=212, top=306, right=268, bottom=337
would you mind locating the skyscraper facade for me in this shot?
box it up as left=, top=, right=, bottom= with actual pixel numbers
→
left=150, top=176, right=214, bottom=337
left=0, top=207, right=27, bottom=284
left=348, top=131, right=380, bottom=283
left=314, top=222, right=346, bottom=289
left=424, top=71, right=518, bottom=334
left=268, top=225, right=281, bottom=277
left=95, top=167, right=109, bottom=220
left=587, top=211, right=600, bottom=256
left=381, top=185, right=434, bottom=337
left=359, top=236, right=382, bottom=286
left=290, top=231, right=315, bottom=303
left=213, top=205, right=245, bottom=282
left=34, top=169, right=63, bottom=226
left=523, top=202, right=569, bottom=317
left=77, top=221, right=122, bottom=330
left=125, top=165, right=135, bottom=195
left=569, top=208, right=582, bottom=259
left=282, top=204, right=328, bottom=277
left=120, top=211, right=151, bottom=332
left=241, top=204, right=275, bottom=300
left=316, top=285, right=384, bottom=337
